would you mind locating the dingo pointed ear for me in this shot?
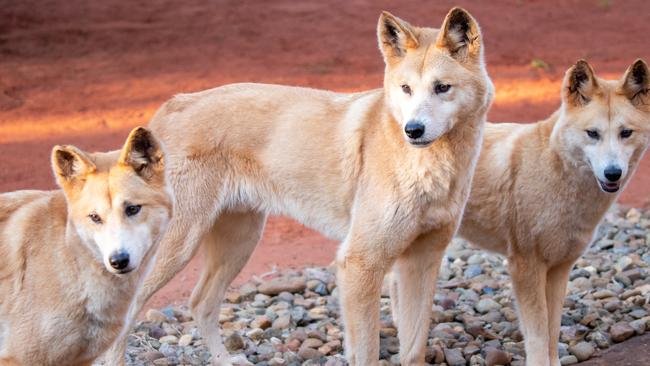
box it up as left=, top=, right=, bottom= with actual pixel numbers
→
left=378, top=11, right=419, bottom=63
left=620, top=59, right=650, bottom=110
left=119, top=127, right=164, bottom=181
left=436, top=7, right=482, bottom=65
left=52, top=145, right=96, bottom=189
left=563, top=60, right=599, bottom=107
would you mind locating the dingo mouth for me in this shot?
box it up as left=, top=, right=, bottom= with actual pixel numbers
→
left=109, top=267, right=135, bottom=275
left=409, top=139, right=434, bottom=148
left=598, top=179, right=620, bottom=193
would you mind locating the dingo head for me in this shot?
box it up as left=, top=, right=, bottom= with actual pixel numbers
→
left=52, top=127, right=173, bottom=275
left=552, top=60, right=650, bottom=193
left=378, top=7, right=493, bottom=147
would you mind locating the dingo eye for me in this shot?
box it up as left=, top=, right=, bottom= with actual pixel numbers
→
left=434, top=83, right=451, bottom=94
left=401, top=84, right=411, bottom=95
left=620, top=129, right=634, bottom=139
left=586, top=129, right=600, bottom=140
left=88, top=213, right=102, bottom=224
left=125, top=205, right=142, bottom=217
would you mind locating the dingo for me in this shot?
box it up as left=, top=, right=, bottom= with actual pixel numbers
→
left=104, top=7, right=493, bottom=366
left=393, top=59, right=650, bottom=366
left=0, top=127, right=172, bottom=366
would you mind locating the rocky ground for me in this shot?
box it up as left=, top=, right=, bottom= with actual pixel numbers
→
left=113, top=206, right=650, bottom=366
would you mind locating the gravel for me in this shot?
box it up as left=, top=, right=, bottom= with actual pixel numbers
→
left=96, top=206, right=650, bottom=365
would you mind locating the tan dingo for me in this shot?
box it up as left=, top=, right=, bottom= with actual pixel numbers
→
left=103, top=7, right=493, bottom=366
left=0, top=128, right=172, bottom=366
left=393, top=59, right=650, bottom=366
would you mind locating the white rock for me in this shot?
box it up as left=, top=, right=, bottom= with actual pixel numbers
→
left=178, top=333, right=193, bottom=347
left=475, top=298, right=501, bottom=313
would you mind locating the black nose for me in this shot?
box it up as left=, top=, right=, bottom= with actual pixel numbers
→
left=109, top=251, right=130, bottom=270
left=404, top=121, right=425, bottom=139
left=604, top=166, right=622, bottom=182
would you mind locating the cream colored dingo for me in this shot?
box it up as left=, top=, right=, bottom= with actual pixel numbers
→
left=0, top=128, right=172, bottom=366
left=103, top=7, right=493, bottom=366
left=392, top=59, right=650, bottom=366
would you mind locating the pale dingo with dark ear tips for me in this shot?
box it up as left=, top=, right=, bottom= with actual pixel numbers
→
left=103, top=7, right=493, bottom=366
left=392, top=59, right=650, bottom=366
left=0, top=127, right=173, bottom=366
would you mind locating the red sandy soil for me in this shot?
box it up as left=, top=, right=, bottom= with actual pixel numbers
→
left=2, top=0, right=650, bottom=321
left=578, top=333, right=650, bottom=365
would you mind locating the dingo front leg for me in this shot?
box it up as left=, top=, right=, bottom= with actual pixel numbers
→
left=388, top=270, right=400, bottom=329
left=337, top=237, right=391, bottom=366
left=393, top=229, right=450, bottom=365
left=510, top=257, right=551, bottom=366
left=546, top=260, right=574, bottom=366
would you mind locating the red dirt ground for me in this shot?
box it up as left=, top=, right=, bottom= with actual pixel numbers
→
left=2, top=0, right=649, bottom=327
left=578, top=333, right=650, bottom=365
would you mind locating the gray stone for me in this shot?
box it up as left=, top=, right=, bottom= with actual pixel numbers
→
left=630, top=318, right=646, bottom=334
left=137, top=351, right=166, bottom=362
left=465, top=264, right=483, bottom=279
left=272, top=315, right=291, bottom=329
left=302, top=338, right=324, bottom=349
left=587, top=331, right=610, bottom=349
left=224, top=333, right=245, bottom=351
left=475, top=298, right=502, bottom=313
left=484, top=347, right=511, bottom=366
left=159, top=335, right=178, bottom=344
left=239, top=283, right=258, bottom=299
left=610, top=321, right=635, bottom=342
left=298, top=346, right=323, bottom=360
left=568, top=342, right=595, bottom=361
left=560, top=355, right=579, bottom=365
left=443, top=348, right=466, bottom=366
left=258, top=278, right=307, bottom=296
left=178, top=333, right=193, bottom=347
left=146, top=309, right=169, bottom=323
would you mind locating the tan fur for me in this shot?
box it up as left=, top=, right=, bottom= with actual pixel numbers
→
left=103, top=8, right=493, bottom=366
left=0, top=128, right=173, bottom=366
left=393, top=60, right=650, bottom=366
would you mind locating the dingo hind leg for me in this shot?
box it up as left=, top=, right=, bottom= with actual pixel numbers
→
left=189, top=211, right=267, bottom=366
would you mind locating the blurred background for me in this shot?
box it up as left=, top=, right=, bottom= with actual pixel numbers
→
left=1, top=0, right=649, bottom=308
